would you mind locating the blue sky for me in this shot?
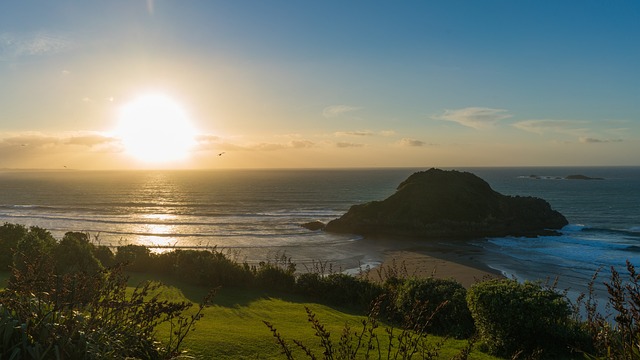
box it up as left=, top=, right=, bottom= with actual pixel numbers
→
left=1, top=1, right=638, bottom=169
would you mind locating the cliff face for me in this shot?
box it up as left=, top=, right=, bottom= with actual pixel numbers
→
left=324, top=168, right=568, bottom=239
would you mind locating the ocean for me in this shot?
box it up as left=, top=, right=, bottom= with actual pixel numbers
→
left=1, top=167, right=639, bottom=301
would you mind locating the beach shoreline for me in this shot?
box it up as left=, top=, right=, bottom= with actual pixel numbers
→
left=358, top=240, right=505, bottom=288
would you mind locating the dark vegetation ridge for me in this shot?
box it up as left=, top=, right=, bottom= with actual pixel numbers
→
left=324, top=168, right=568, bottom=239
left=1, top=221, right=639, bottom=358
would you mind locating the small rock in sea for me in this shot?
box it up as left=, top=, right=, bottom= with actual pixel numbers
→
left=565, top=174, right=604, bottom=180
left=301, top=221, right=325, bottom=231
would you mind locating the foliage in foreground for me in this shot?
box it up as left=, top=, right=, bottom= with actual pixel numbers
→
left=4, top=222, right=640, bottom=359
left=265, top=297, right=473, bottom=360
left=391, top=277, right=475, bottom=339
left=0, top=226, right=211, bottom=359
left=579, top=261, right=640, bottom=360
left=466, top=279, right=588, bottom=358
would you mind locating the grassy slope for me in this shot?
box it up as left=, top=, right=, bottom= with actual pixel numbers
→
left=1, top=271, right=498, bottom=359
left=127, top=273, right=499, bottom=360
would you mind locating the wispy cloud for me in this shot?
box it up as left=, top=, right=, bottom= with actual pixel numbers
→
left=434, top=107, right=511, bottom=129
left=334, top=130, right=397, bottom=137
left=336, top=142, right=364, bottom=148
left=290, top=140, right=315, bottom=148
left=0, top=31, right=75, bottom=60
left=334, top=130, right=373, bottom=137
left=512, top=119, right=589, bottom=136
left=513, top=119, right=627, bottom=144
left=322, top=105, right=361, bottom=118
left=579, top=137, right=623, bottom=144
left=195, top=133, right=316, bottom=152
left=64, top=134, right=116, bottom=147
left=397, top=138, right=427, bottom=147
left=250, top=140, right=316, bottom=151
left=0, top=132, right=118, bottom=154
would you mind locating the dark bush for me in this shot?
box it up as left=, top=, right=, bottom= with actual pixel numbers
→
left=173, top=249, right=252, bottom=287
left=580, top=261, right=640, bottom=358
left=204, top=250, right=253, bottom=287
left=295, top=272, right=325, bottom=298
left=0, top=222, right=27, bottom=270
left=115, top=244, right=153, bottom=271
left=254, top=262, right=296, bottom=292
left=152, top=250, right=178, bottom=275
left=11, top=226, right=57, bottom=293
left=2, top=223, right=206, bottom=358
left=173, top=249, right=213, bottom=284
left=55, top=231, right=103, bottom=274
left=316, top=273, right=382, bottom=309
left=392, top=277, right=474, bottom=338
left=1, top=265, right=206, bottom=359
left=294, top=272, right=383, bottom=310
left=93, top=245, right=116, bottom=268
left=467, top=278, right=583, bottom=357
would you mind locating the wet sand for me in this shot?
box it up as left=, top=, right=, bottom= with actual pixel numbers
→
left=360, top=242, right=504, bottom=288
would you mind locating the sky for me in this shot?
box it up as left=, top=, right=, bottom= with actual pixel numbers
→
left=1, top=1, right=638, bottom=169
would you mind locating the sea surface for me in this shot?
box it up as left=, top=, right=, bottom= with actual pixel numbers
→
left=1, top=167, right=639, bottom=302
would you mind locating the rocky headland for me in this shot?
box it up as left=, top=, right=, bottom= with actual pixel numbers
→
left=322, top=168, right=568, bottom=240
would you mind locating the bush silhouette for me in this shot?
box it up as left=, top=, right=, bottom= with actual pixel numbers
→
left=0, top=222, right=27, bottom=270
left=392, top=277, right=474, bottom=338
left=55, top=231, right=103, bottom=274
left=467, top=278, right=581, bottom=357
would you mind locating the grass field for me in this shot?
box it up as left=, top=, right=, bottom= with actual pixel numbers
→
left=126, top=273, right=499, bottom=359
left=0, top=271, right=498, bottom=359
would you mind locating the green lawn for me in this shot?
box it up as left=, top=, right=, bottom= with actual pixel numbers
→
left=126, top=274, right=499, bottom=360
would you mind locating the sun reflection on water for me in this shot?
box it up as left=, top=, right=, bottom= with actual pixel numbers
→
left=135, top=213, right=180, bottom=251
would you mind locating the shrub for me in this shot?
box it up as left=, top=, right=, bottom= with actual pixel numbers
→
left=93, top=245, right=116, bottom=268
left=392, top=277, right=474, bottom=338
left=115, top=244, right=153, bottom=271
left=55, top=231, right=103, bottom=274
left=467, top=278, right=582, bottom=357
left=173, top=249, right=253, bottom=287
left=255, top=262, right=296, bottom=292
left=1, top=263, right=208, bottom=359
left=295, top=272, right=325, bottom=297
left=323, top=273, right=382, bottom=309
left=11, top=226, right=57, bottom=293
left=294, top=272, right=382, bottom=309
left=152, top=250, right=178, bottom=275
left=579, top=261, right=640, bottom=359
left=0, top=222, right=27, bottom=270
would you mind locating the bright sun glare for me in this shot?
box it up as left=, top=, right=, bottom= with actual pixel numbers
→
left=115, top=94, right=197, bottom=164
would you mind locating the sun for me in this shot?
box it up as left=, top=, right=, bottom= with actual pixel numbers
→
left=115, top=94, right=197, bottom=164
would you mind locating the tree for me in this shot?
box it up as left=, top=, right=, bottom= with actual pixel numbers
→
left=55, top=232, right=103, bottom=275
left=10, top=226, right=57, bottom=293
left=115, top=244, right=152, bottom=272
left=0, top=222, right=27, bottom=270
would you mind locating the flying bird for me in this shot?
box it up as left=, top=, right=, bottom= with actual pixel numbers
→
left=218, top=152, right=225, bottom=156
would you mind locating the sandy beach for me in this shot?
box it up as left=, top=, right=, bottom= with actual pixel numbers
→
left=361, top=242, right=504, bottom=288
